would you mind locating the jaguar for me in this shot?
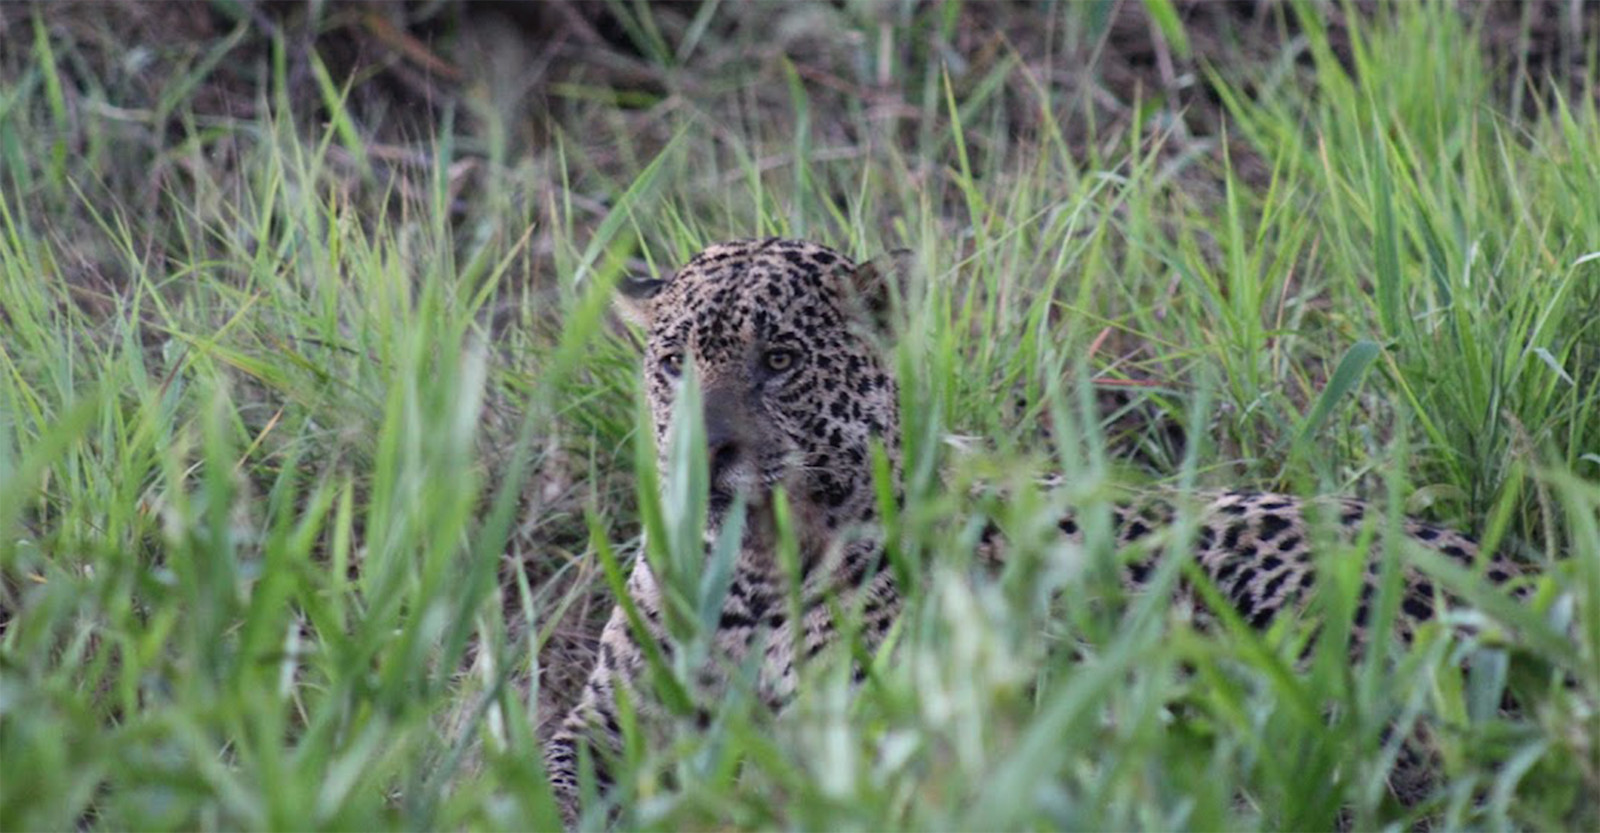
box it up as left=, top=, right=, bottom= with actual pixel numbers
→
left=541, top=237, right=1530, bottom=825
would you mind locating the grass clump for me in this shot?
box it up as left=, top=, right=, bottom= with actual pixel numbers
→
left=3, top=2, right=1598, bottom=830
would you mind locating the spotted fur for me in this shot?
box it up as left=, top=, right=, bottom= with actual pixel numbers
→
left=987, top=487, right=1527, bottom=648
left=542, top=238, right=1529, bottom=823
left=543, top=239, right=903, bottom=822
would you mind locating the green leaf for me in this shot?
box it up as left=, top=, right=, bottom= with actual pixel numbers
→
left=1294, top=338, right=1380, bottom=447
left=1140, top=0, right=1191, bottom=58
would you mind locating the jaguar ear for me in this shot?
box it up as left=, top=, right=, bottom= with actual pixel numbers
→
left=614, top=276, right=666, bottom=327
left=838, top=249, right=914, bottom=332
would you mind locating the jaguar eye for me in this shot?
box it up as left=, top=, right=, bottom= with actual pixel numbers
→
left=763, top=349, right=796, bottom=373
left=660, top=352, right=684, bottom=377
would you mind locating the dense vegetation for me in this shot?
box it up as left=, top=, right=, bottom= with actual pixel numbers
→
left=2, top=2, right=1596, bottom=830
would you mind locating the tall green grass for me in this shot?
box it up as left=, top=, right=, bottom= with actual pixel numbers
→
left=3, top=3, right=1597, bottom=830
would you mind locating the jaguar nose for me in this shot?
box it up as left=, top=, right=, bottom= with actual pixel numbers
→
left=709, top=438, right=741, bottom=483
left=704, top=409, right=743, bottom=490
